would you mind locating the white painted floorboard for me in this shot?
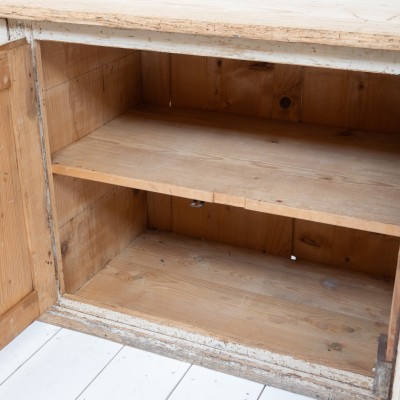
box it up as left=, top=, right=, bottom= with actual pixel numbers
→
left=0, top=321, right=61, bottom=385
left=77, top=346, right=190, bottom=400
left=0, top=322, right=314, bottom=400
left=259, top=386, right=312, bottom=400
left=0, top=328, right=122, bottom=400
left=168, top=365, right=264, bottom=400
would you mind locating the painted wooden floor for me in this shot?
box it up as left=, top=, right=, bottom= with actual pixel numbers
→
left=0, top=321, right=313, bottom=400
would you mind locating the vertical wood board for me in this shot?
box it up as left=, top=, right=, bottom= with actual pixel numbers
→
left=294, top=220, right=400, bottom=278
left=147, top=193, right=293, bottom=258
left=60, top=188, right=146, bottom=294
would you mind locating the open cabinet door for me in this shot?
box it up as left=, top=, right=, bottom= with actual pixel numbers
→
left=0, top=39, right=57, bottom=348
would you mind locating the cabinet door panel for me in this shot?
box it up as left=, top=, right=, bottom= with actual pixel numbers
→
left=0, top=40, right=57, bottom=348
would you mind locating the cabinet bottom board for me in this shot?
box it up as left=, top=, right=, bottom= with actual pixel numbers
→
left=68, top=229, right=393, bottom=378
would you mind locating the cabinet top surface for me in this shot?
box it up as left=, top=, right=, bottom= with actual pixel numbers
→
left=1, top=0, right=400, bottom=51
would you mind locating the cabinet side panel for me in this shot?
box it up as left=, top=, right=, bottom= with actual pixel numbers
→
left=147, top=192, right=293, bottom=258
left=60, top=188, right=146, bottom=294
left=293, top=220, right=400, bottom=278
left=38, top=42, right=143, bottom=294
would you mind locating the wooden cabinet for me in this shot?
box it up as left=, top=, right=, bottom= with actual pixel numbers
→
left=0, top=3, right=399, bottom=399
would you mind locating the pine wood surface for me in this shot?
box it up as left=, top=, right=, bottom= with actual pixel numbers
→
left=0, top=292, right=40, bottom=349
left=52, top=106, right=400, bottom=236
left=72, top=230, right=393, bottom=377
left=0, top=1, right=399, bottom=51
left=147, top=193, right=293, bottom=258
left=59, top=188, right=146, bottom=294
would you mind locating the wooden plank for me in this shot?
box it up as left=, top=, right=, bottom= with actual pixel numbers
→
left=74, top=230, right=392, bottom=377
left=141, top=51, right=171, bottom=107
left=43, top=51, right=141, bottom=154
left=60, top=188, right=146, bottom=294
left=0, top=328, right=122, bottom=400
left=32, top=22, right=400, bottom=76
left=293, top=220, right=400, bottom=278
left=386, top=247, right=400, bottom=362
left=1, top=1, right=400, bottom=51
left=39, top=41, right=132, bottom=90
left=52, top=107, right=400, bottom=236
left=259, top=386, right=311, bottom=400
left=0, top=56, right=10, bottom=90
left=42, top=304, right=376, bottom=400
left=77, top=346, right=190, bottom=400
left=53, top=176, right=116, bottom=228
left=272, top=64, right=303, bottom=122
left=0, top=88, right=34, bottom=316
left=0, top=322, right=61, bottom=381
left=7, top=41, right=57, bottom=313
left=169, top=365, right=264, bottom=400
left=302, top=68, right=400, bottom=134
left=0, top=292, right=40, bottom=350
left=147, top=193, right=292, bottom=257
left=171, top=55, right=274, bottom=118
left=0, top=321, right=61, bottom=384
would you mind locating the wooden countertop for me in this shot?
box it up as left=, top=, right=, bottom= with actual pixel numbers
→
left=0, top=0, right=399, bottom=51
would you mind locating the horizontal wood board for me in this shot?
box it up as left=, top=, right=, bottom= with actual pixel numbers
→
left=52, top=107, right=400, bottom=236
left=1, top=1, right=400, bottom=50
left=72, top=230, right=394, bottom=377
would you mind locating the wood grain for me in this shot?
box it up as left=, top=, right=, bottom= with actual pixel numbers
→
left=7, top=41, right=58, bottom=313
left=0, top=292, right=40, bottom=350
left=0, top=88, right=34, bottom=315
left=52, top=106, right=400, bottom=236
left=141, top=51, right=171, bottom=107
left=147, top=193, right=293, bottom=257
left=0, top=56, right=10, bottom=90
left=294, top=220, right=400, bottom=278
left=60, top=188, right=146, bottom=294
left=0, top=0, right=399, bottom=50
left=302, top=68, right=400, bottom=134
left=40, top=41, right=132, bottom=90
left=73, top=230, right=393, bottom=376
left=171, top=55, right=274, bottom=118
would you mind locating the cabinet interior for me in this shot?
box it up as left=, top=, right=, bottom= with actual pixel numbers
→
left=37, top=41, right=400, bottom=379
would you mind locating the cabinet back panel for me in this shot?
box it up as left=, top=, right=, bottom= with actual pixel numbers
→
left=142, top=51, right=400, bottom=133
left=147, top=193, right=293, bottom=258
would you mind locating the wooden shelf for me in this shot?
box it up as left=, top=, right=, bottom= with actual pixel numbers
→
left=52, top=107, right=400, bottom=236
left=69, top=230, right=393, bottom=377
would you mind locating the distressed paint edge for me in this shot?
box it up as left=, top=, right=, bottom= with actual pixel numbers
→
left=27, top=20, right=400, bottom=75
left=56, top=297, right=373, bottom=390
left=0, top=19, right=8, bottom=44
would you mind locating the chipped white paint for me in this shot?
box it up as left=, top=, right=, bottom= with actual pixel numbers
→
left=30, top=21, right=400, bottom=75
left=49, top=298, right=375, bottom=400
left=0, top=19, right=7, bottom=44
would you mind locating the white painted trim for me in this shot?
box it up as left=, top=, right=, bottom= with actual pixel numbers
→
left=30, top=21, right=400, bottom=75
left=54, top=297, right=373, bottom=400
left=0, top=19, right=8, bottom=44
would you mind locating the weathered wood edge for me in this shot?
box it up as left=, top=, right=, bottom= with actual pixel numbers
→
left=29, top=21, right=400, bottom=75
left=1, top=4, right=400, bottom=51
left=38, top=297, right=376, bottom=400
